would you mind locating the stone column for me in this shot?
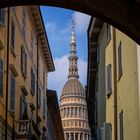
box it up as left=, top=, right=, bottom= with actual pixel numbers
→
left=64, top=133, right=66, bottom=140
left=77, top=107, right=78, bottom=117
left=74, top=107, right=75, bottom=117
left=78, top=133, right=80, bottom=140
left=69, top=132, right=71, bottom=140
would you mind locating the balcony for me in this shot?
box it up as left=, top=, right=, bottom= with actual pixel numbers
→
left=18, top=120, right=30, bottom=136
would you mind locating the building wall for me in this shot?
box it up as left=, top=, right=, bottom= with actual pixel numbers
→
left=96, top=23, right=107, bottom=128
left=115, top=29, right=140, bottom=140
left=105, top=26, right=115, bottom=140
left=0, top=6, right=50, bottom=139
left=105, top=28, right=140, bottom=140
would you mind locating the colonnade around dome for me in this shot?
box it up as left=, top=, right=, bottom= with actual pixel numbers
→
left=60, top=106, right=88, bottom=119
left=64, top=132, right=90, bottom=140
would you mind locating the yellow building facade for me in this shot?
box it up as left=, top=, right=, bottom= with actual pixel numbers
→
left=106, top=27, right=140, bottom=140
left=87, top=18, right=140, bottom=140
left=0, top=6, right=54, bottom=139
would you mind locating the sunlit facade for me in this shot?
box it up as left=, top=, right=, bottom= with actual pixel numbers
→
left=0, top=6, right=55, bottom=140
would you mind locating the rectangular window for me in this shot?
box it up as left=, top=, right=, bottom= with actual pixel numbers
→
left=118, top=41, right=123, bottom=80
left=31, top=69, right=35, bottom=95
left=21, top=45, right=27, bottom=78
left=106, top=64, right=112, bottom=96
left=20, top=92, right=27, bottom=120
left=43, top=97, right=46, bottom=118
left=43, top=68, right=45, bottom=91
left=30, top=31, right=34, bottom=59
left=38, top=87, right=41, bottom=108
left=0, top=8, right=4, bottom=25
left=119, top=110, right=124, bottom=140
left=10, top=73, right=16, bottom=112
left=0, top=58, right=3, bottom=97
left=22, top=10, right=26, bottom=39
left=38, top=54, right=40, bottom=78
left=11, top=20, right=15, bottom=50
left=106, top=23, right=111, bottom=45
left=97, top=44, right=100, bottom=64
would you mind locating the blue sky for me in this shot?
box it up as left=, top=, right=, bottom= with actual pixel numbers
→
left=41, top=6, right=91, bottom=98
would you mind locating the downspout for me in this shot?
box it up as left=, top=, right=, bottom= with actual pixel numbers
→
left=36, top=36, right=39, bottom=124
left=113, top=27, right=118, bottom=140
left=5, top=7, right=10, bottom=140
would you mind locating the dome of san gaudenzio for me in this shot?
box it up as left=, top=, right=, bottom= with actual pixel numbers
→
left=61, top=78, right=84, bottom=97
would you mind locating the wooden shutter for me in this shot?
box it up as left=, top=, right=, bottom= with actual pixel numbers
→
left=21, top=46, right=27, bottom=77
left=0, top=58, right=3, bottom=96
left=10, top=74, right=15, bottom=112
left=22, top=9, right=26, bottom=39
left=38, top=87, right=41, bottom=108
left=21, top=46, right=23, bottom=73
left=106, top=64, right=112, bottom=96
left=118, top=42, right=122, bottom=79
left=11, top=20, right=15, bottom=49
left=0, top=8, right=4, bottom=25
left=31, top=69, right=35, bottom=95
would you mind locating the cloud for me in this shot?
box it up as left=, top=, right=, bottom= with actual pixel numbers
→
left=48, top=55, right=87, bottom=99
left=73, top=12, right=91, bottom=34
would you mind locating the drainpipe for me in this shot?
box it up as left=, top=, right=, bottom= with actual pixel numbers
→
left=5, top=7, right=10, bottom=140
left=36, top=34, right=39, bottom=124
left=113, top=27, right=118, bottom=140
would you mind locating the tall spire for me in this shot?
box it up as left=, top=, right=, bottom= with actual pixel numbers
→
left=68, top=17, right=79, bottom=79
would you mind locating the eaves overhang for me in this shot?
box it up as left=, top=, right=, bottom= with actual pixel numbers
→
left=30, top=6, right=55, bottom=72
left=87, top=17, right=104, bottom=99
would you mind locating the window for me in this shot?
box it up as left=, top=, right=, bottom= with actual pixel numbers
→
left=38, top=87, right=41, bottom=108
left=106, top=23, right=111, bottom=44
left=20, top=92, right=27, bottom=120
left=106, top=64, right=112, bottom=97
left=0, top=8, right=4, bottom=25
left=30, top=31, right=34, bottom=59
left=119, top=110, right=124, bottom=140
left=67, top=107, right=70, bottom=116
left=21, top=46, right=27, bottom=77
left=43, top=97, right=46, bottom=118
left=22, top=9, right=26, bottom=39
left=97, top=44, right=100, bottom=64
left=10, top=73, right=16, bottom=112
left=11, top=19, right=15, bottom=50
left=118, top=41, right=123, bottom=79
left=71, top=107, right=74, bottom=116
left=0, top=58, right=3, bottom=97
left=31, top=69, right=35, bottom=95
left=38, top=54, right=40, bottom=78
left=79, top=107, right=81, bottom=116
left=75, top=107, right=77, bottom=117
left=43, top=68, right=45, bottom=91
